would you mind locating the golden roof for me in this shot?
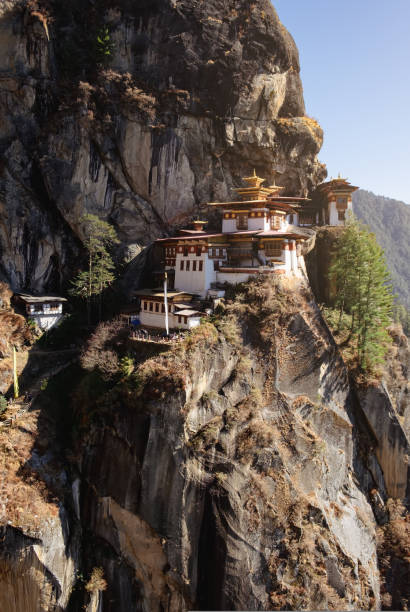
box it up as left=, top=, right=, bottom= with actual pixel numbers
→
left=241, top=169, right=266, bottom=189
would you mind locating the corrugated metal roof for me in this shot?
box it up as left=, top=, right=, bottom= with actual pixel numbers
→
left=16, top=293, right=67, bottom=303
left=175, top=309, right=202, bottom=317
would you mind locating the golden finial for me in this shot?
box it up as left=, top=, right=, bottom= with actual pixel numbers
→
left=253, top=168, right=257, bottom=177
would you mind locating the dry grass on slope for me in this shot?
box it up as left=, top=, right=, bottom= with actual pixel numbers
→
left=377, top=500, right=410, bottom=610
left=0, top=408, right=60, bottom=535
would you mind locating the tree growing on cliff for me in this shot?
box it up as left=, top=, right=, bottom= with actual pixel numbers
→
left=329, top=215, right=393, bottom=371
left=70, top=214, right=119, bottom=323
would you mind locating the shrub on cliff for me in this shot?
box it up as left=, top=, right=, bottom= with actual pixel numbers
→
left=81, top=318, right=129, bottom=379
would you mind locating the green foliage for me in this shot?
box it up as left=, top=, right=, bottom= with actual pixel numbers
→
left=353, top=189, right=410, bottom=311
left=70, top=214, right=119, bottom=323
left=0, top=394, right=7, bottom=417
left=26, top=318, right=37, bottom=331
left=96, top=26, right=115, bottom=64
left=119, top=355, right=134, bottom=378
left=329, top=215, right=394, bottom=372
left=392, top=301, right=410, bottom=336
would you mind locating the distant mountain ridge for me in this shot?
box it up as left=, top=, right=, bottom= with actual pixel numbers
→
left=353, top=189, right=410, bottom=309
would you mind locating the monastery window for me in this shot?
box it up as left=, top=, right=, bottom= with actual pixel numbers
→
left=149, top=302, right=153, bottom=312
left=186, top=260, right=190, bottom=271
left=237, top=214, right=248, bottom=230
left=299, top=213, right=314, bottom=225
left=180, top=260, right=184, bottom=271
left=193, top=261, right=197, bottom=272
left=143, top=301, right=147, bottom=311
left=199, top=261, right=203, bottom=272
left=265, top=242, right=282, bottom=258
left=338, top=210, right=346, bottom=221
left=155, top=303, right=159, bottom=313
left=270, top=215, right=281, bottom=230
left=196, top=246, right=202, bottom=256
left=184, top=247, right=189, bottom=256
left=184, top=317, right=187, bottom=325
left=178, top=315, right=181, bottom=324
left=214, top=261, right=220, bottom=271
left=169, top=304, right=172, bottom=312
left=218, top=248, right=224, bottom=257
left=161, top=304, right=165, bottom=313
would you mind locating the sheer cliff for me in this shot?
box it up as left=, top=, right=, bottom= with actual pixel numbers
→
left=0, top=0, right=325, bottom=292
left=2, top=275, right=405, bottom=611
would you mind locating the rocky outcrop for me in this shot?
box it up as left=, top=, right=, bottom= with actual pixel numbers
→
left=0, top=517, right=79, bottom=612
left=1, top=273, right=409, bottom=610
left=0, top=369, right=80, bottom=611
left=0, top=0, right=325, bottom=292
left=73, top=277, right=382, bottom=610
left=357, top=383, right=410, bottom=501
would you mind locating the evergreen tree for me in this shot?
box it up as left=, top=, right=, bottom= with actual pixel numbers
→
left=70, top=214, right=119, bottom=323
left=329, top=215, right=393, bottom=372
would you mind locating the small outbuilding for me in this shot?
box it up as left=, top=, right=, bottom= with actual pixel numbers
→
left=14, top=294, right=67, bottom=331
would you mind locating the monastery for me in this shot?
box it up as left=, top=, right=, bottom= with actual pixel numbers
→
left=136, top=173, right=358, bottom=331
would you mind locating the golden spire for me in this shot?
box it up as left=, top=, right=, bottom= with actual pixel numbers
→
left=242, top=170, right=265, bottom=189
left=267, top=170, right=283, bottom=194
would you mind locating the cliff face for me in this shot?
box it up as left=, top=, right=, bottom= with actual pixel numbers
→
left=0, top=0, right=325, bottom=292
left=70, top=277, right=385, bottom=610
left=0, top=275, right=408, bottom=610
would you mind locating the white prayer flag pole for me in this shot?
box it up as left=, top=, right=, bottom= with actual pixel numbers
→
left=164, top=272, right=169, bottom=335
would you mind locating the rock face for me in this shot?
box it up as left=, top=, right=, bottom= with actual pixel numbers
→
left=0, top=271, right=409, bottom=610
left=0, top=0, right=325, bottom=292
left=74, top=277, right=383, bottom=610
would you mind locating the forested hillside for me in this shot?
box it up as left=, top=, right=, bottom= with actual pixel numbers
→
left=353, top=189, right=410, bottom=310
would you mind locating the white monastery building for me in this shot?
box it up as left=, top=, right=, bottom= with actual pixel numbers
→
left=136, top=172, right=358, bottom=330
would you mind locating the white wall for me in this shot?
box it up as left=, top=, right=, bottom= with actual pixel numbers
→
left=216, top=271, right=255, bottom=284
left=140, top=311, right=169, bottom=328
left=329, top=200, right=340, bottom=226
left=283, top=243, right=292, bottom=271
left=33, top=313, right=63, bottom=331
left=174, top=253, right=215, bottom=296
left=204, top=256, right=216, bottom=296
left=330, top=199, right=354, bottom=226
left=222, top=218, right=237, bottom=233
left=290, top=241, right=298, bottom=272
left=175, top=315, right=201, bottom=330
left=140, top=309, right=201, bottom=330
left=248, top=216, right=266, bottom=231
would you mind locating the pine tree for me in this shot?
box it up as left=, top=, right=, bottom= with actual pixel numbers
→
left=70, top=214, right=119, bottom=323
left=329, top=215, right=393, bottom=372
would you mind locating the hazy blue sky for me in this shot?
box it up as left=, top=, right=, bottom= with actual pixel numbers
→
left=272, top=0, right=410, bottom=203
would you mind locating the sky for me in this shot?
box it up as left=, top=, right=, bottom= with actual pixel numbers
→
left=272, top=0, right=410, bottom=204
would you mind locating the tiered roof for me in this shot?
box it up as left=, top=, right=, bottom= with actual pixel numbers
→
left=318, top=176, right=359, bottom=197
left=208, top=171, right=309, bottom=212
